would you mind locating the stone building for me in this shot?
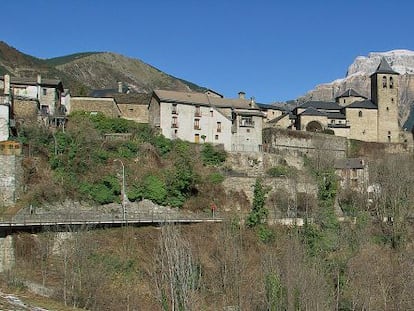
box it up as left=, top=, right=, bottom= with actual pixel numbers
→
left=149, top=89, right=265, bottom=152
left=270, top=58, right=403, bottom=143
left=0, top=74, right=64, bottom=126
left=114, top=93, right=150, bottom=123
left=69, top=97, right=121, bottom=118
left=334, top=158, right=368, bottom=192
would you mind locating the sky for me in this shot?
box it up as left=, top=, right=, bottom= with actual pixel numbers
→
left=2, top=0, right=414, bottom=103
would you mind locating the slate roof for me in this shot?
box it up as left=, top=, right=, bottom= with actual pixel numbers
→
left=335, top=88, right=366, bottom=99
left=334, top=158, right=365, bottom=169
left=327, top=112, right=346, bottom=119
left=153, top=89, right=262, bottom=111
left=113, top=93, right=151, bottom=105
left=346, top=100, right=377, bottom=109
left=299, top=101, right=342, bottom=110
left=256, top=102, right=288, bottom=111
left=372, top=57, right=399, bottom=75
left=299, top=107, right=327, bottom=117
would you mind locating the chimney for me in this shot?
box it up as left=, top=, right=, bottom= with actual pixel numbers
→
left=37, top=74, right=42, bottom=84
left=118, top=81, right=123, bottom=93
left=238, top=91, right=245, bottom=99
left=4, top=74, right=10, bottom=96
left=250, top=97, right=255, bottom=107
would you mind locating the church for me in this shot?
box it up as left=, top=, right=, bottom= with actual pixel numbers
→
left=272, top=58, right=402, bottom=143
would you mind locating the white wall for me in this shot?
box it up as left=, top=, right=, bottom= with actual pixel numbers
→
left=0, top=105, right=9, bottom=142
left=160, top=102, right=233, bottom=150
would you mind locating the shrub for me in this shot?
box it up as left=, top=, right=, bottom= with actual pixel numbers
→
left=208, top=172, right=225, bottom=184
left=201, top=143, right=226, bottom=166
left=266, top=166, right=289, bottom=177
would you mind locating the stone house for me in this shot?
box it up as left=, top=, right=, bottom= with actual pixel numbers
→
left=334, top=158, right=368, bottom=192
left=114, top=93, right=150, bottom=123
left=0, top=74, right=64, bottom=125
left=69, top=97, right=121, bottom=118
left=149, top=89, right=265, bottom=152
left=272, top=58, right=403, bottom=143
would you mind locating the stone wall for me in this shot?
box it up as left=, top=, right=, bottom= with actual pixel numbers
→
left=263, top=128, right=347, bottom=159
left=0, top=155, right=23, bottom=206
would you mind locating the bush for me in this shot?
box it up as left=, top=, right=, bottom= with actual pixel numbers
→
left=201, top=143, right=226, bottom=166
left=267, top=166, right=289, bottom=177
left=208, top=172, right=225, bottom=184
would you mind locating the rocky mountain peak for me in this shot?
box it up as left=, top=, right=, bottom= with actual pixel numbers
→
left=347, top=50, right=414, bottom=76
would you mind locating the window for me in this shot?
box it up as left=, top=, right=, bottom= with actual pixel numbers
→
left=246, top=128, right=250, bottom=133
left=240, top=116, right=254, bottom=127
left=386, top=107, right=389, bottom=111
left=194, top=106, right=201, bottom=117
left=172, top=116, right=178, bottom=128
left=391, top=98, right=394, bottom=103
left=40, top=105, right=49, bottom=115
left=217, top=122, right=222, bottom=132
left=215, top=135, right=219, bottom=140
left=358, top=110, right=363, bottom=117
left=389, top=77, right=394, bottom=89
left=194, top=118, right=200, bottom=130
left=388, top=131, right=391, bottom=135
left=194, top=134, right=200, bottom=143
left=343, top=99, right=346, bottom=104
left=172, top=104, right=178, bottom=114
left=382, top=76, right=387, bottom=88
left=42, top=88, right=47, bottom=96
left=210, top=108, right=214, bottom=117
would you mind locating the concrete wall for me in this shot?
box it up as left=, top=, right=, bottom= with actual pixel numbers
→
left=0, top=155, right=23, bottom=206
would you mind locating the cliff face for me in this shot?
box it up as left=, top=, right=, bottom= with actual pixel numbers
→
left=301, top=50, right=414, bottom=129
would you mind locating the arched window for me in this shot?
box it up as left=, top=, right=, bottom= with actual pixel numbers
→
left=382, top=76, right=387, bottom=88
left=358, top=110, right=363, bottom=117
left=389, top=77, right=394, bottom=89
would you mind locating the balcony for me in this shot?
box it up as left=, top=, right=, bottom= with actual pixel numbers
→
left=239, top=119, right=255, bottom=127
left=194, top=125, right=201, bottom=130
left=171, top=123, right=179, bottom=128
left=194, top=111, right=202, bottom=117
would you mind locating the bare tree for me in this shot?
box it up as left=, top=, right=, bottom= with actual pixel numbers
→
left=154, top=224, right=200, bottom=311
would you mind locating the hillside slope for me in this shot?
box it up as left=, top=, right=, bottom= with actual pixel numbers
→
left=0, top=41, right=204, bottom=96
left=48, top=52, right=205, bottom=94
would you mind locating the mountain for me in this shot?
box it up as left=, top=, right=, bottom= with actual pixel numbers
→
left=300, top=50, right=414, bottom=130
left=0, top=41, right=204, bottom=95
left=46, top=52, right=206, bottom=94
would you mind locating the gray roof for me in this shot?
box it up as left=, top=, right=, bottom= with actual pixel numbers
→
left=346, top=100, right=377, bottom=109
left=299, top=101, right=342, bottom=110
left=336, top=88, right=366, bottom=99
left=372, top=58, right=399, bottom=75
left=327, top=112, right=346, bottom=119
left=334, top=158, right=365, bottom=169
left=256, top=102, right=288, bottom=111
left=299, top=107, right=327, bottom=117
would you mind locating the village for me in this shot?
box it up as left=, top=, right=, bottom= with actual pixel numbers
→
left=0, top=57, right=413, bottom=209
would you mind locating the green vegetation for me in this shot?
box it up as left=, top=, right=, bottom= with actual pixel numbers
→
left=201, top=143, right=227, bottom=165
left=16, top=113, right=228, bottom=209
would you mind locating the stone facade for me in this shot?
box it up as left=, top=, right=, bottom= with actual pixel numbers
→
left=0, top=154, right=23, bottom=206
left=372, top=71, right=400, bottom=143
left=114, top=93, right=150, bottom=123
left=69, top=97, right=121, bottom=118
left=346, top=107, right=378, bottom=141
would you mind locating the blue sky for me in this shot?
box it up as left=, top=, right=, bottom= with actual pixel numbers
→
left=2, top=0, right=414, bottom=103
